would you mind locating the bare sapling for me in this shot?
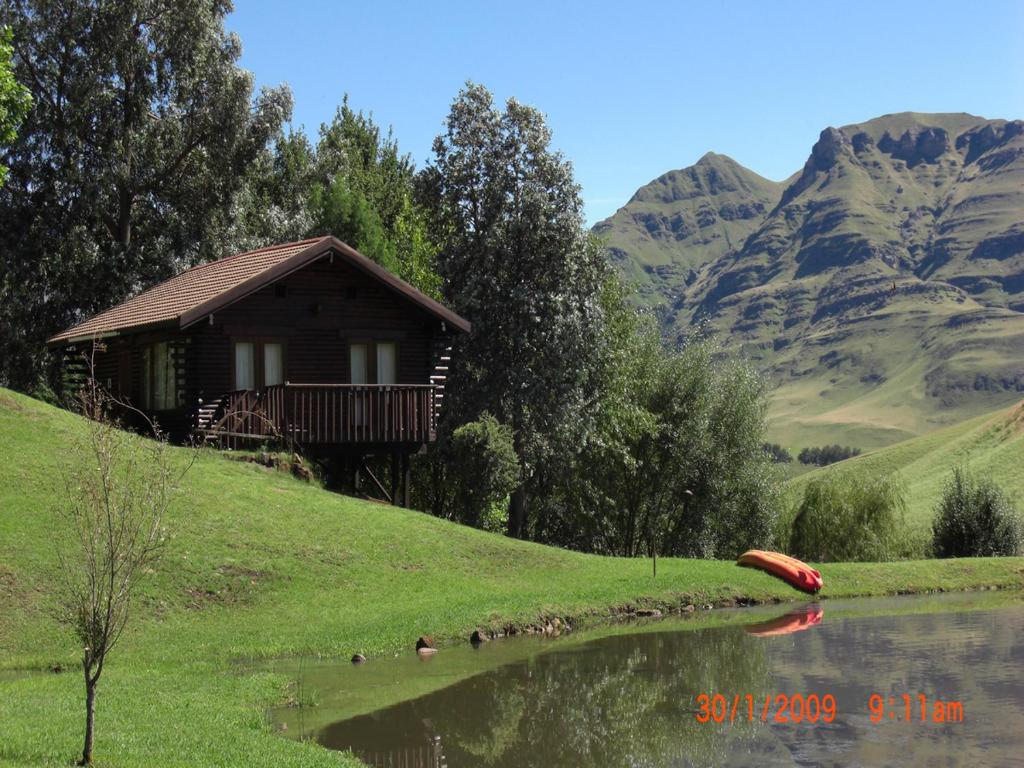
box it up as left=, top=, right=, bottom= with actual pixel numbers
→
left=56, top=361, right=191, bottom=765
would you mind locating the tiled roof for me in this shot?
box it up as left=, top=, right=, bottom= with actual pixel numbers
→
left=47, top=237, right=470, bottom=345
left=48, top=239, right=322, bottom=344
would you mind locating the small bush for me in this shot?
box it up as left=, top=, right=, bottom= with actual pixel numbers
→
left=444, top=413, right=520, bottom=529
left=789, top=471, right=907, bottom=562
left=797, top=444, right=861, bottom=466
left=932, top=468, right=1022, bottom=557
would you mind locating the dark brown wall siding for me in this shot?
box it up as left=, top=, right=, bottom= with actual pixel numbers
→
left=190, top=329, right=231, bottom=399
left=187, top=257, right=440, bottom=396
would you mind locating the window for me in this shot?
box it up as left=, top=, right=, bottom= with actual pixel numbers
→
left=264, top=343, right=283, bottom=387
left=349, top=343, right=368, bottom=385
left=349, top=341, right=399, bottom=384
left=376, top=342, right=397, bottom=385
left=235, top=342, right=255, bottom=390
left=143, top=342, right=178, bottom=410
left=233, top=340, right=284, bottom=390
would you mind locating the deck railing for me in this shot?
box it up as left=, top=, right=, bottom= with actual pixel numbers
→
left=203, top=383, right=438, bottom=448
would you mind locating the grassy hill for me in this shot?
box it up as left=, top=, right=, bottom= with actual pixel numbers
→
left=1, top=390, right=1022, bottom=767
left=786, top=399, right=1024, bottom=533
left=597, top=112, right=1024, bottom=450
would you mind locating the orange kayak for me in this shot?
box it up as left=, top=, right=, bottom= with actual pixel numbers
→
left=744, top=605, right=824, bottom=637
left=737, top=550, right=823, bottom=594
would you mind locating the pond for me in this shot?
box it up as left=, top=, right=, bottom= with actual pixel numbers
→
left=271, top=593, right=1024, bottom=767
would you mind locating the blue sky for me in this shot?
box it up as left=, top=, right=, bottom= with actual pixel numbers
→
left=228, top=0, right=1024, bottom=225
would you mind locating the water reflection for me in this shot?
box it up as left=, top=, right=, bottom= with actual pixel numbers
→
left=744, top=604, right=823, bottom=637
left=322, top=618, right=772, bottom=767
left=309, top=597, right=1024, bottom=768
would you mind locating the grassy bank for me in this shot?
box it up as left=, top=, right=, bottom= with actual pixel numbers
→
left=1, top=389, right=1023, bottom=767
left=786, top=400, right=1024, bottom=531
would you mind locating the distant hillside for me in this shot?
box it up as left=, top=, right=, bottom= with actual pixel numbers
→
left=787, top=400, right=1024, bottom=533
left=597, top=113, right=1024, bottom=449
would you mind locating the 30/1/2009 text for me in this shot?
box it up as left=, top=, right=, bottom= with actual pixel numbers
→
left=695, top=693, right=836, bottom=724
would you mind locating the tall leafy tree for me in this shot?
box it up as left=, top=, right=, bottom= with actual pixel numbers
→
left=532, top=277, right=780, bottom=559
left=420, top=83, right=609, bottom=538
left=312, top=99, right=439, bottom=295
left=0, top=0, right=291, bottom=389
left=224, top=130, right=317, bottom=252
left=228, top=97, right=440, bottom=296
left=0, top=25, right=31, bottom=187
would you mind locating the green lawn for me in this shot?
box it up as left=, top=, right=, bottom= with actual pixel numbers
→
left=1, top=388, right=1022, bottom=767
left=786, top=399, right=1024, bottom=532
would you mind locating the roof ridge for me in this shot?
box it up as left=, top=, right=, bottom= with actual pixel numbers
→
left=170, top=236, right=328, bottom=279
left=211, top=236, right=327, bottom=266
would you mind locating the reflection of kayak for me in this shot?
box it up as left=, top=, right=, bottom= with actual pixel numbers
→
left=744, top=605, right=824, bottom=637
left=737, top=550, right=824, bottom=594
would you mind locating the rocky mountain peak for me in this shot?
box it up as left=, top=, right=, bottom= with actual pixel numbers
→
left=956, top=120, right=1024, bottom=164
left=776, top=126, right=853, bottom=207
left=810, top=126, right=853, bottom=171
left=877, top=125, right=950, bottom=166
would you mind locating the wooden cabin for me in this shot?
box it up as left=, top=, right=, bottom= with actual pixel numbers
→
left=46, top=236, right=470, bottom=505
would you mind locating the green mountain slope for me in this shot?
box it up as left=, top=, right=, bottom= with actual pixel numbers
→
left=593, top=153, right=788, bottom=308
left=598, top=113, right=1024, bottom=450
left=787, top=399, right=1024, bottom=531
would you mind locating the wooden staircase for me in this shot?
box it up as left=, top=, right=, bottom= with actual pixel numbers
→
left=429, top=340, right=452, bottom=415
left=193, top=395, right=228, bottom=440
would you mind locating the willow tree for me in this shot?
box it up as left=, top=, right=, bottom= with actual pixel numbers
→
left=0, top=0, right=291, bottom=389
left=420, top=83, right=608, bottom=538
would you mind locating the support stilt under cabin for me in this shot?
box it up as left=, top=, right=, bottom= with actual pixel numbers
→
left=46, top=237, right=471, bottom=508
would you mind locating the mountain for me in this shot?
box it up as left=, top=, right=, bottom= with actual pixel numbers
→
left=596, top=113, right=1024, bottom=449
left=594, top=153, right=789, bottom=308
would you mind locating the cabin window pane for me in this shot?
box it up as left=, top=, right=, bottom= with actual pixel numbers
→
left=350, top=343, right=368, bottom=385
left=144, top=342, right=177, bottom=410
left=264, top=343, right=283, bottom=387
left=153, top=343, right=167, bottom=408
left=162, top=343, right=177, bottom=409
left=142, top=347, right=152, bottom=408
left=376, top=342, right=397, bottom=385
left=235, top=343, right=255, bottom=390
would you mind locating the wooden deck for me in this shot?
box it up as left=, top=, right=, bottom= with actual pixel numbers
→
left=199, top=383, right=438, bottom=449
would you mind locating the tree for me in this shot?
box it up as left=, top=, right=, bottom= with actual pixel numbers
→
left=0, top=25, right=31, bottom=187
left=420, top=82, right=609, bottom=538
left=763, top=443, right=792, bottom=464
left=312, top=99, right=439, bottom=295
left=228, top=97, right=441, bottom=296
left=789, top=471, right=907, bottom=562
left=532, top=279, right=780, bottom=559
left=0, top=0, right=291, bottom=390
left=932, top=467, right=1022, bottom=557
left=224, top=130, right=316, bottom=252
left=56, top=371, right=186, bottom=765
left=436, top=413, right=520, bottom=529
left=797, top=444, right=861, bottom=466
